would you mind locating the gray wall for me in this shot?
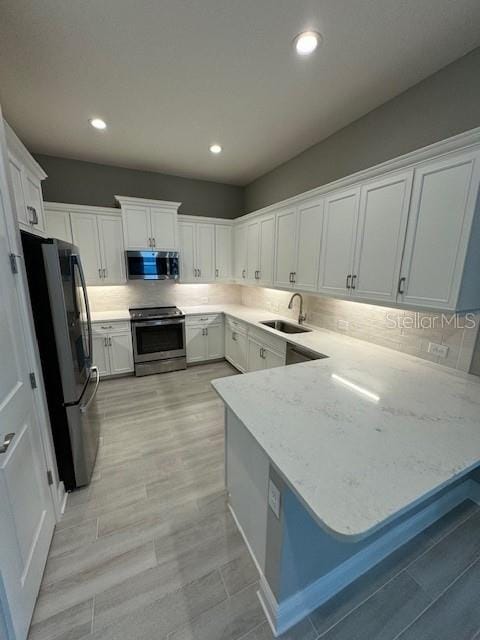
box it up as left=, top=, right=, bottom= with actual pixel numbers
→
left=245, top=47, right=480, bottom=212
left=34, top=154, right=244, bottom=219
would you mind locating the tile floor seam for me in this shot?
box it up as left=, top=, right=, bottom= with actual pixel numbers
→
left=392, top=555, right=480, bottom=640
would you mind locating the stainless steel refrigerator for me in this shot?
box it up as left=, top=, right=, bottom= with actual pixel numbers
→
left=21, top=232, right=100, bottom=490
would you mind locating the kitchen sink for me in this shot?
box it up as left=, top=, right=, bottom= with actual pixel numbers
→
left=260, top=320, right=312, bottom=334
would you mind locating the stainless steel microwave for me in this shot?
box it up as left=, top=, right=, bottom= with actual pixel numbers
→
left=126, top=250, right=180, bottom=280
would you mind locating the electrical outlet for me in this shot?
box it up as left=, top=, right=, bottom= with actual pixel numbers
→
left=428, top=342, right=449, bottom=358
left=337, top=319, right=349, bottom=331
left=268, top=480, right=281, bottom=519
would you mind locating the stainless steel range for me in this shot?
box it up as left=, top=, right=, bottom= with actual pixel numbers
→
left=130, top=306, right=186, bottom=376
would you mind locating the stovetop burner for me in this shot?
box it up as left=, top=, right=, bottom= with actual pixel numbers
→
left=129, top=306, right=184, bottom=320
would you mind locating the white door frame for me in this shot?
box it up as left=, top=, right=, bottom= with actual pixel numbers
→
left=1, top=116, right=63, bottom=519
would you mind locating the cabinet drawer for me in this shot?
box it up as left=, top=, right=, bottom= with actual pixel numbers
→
left=226, top=316, right=248, bottom=335
left=186, top=313, right=223, bottom=326
left=249, top=326, right=286, bottom=355
left=92, top=320, right=130, bottom=334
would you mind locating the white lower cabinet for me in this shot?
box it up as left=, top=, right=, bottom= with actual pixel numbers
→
left=186, top=315, right=225, bottom=363
left=225, top=318, right=248, bottom=372
left=92, top=322, right=133, bottom=377
left=247, top=338, right=284, bottom=372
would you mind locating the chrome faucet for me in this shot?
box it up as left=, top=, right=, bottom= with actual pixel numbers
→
left=288, top=293, right=306, bottom=325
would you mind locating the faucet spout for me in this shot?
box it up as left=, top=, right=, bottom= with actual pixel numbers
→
left=288, top=293, right=306, bottom=324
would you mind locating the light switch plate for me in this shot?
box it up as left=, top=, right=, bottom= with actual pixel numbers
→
left=268, top=480, right=281, bottom=519
left=428, top=342, right=449, bottom=358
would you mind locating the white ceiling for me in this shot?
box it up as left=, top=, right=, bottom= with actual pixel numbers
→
left=1, top=0, right=480, bottom=185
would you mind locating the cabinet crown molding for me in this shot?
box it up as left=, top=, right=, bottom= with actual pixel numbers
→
left=115, top=195, right=181, bottom=211
left=44, top=201, right=122, bottom=216
left=4, top=120, right=47, bottom=181
left=178, top=214, right=233, bottom=225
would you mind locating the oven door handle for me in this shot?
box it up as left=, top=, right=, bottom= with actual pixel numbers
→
left=132, top=319, right=184, bottom=327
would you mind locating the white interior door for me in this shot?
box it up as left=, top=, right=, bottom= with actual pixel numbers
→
left=274, top=208, right=297, bottom=288
left=178, top=222, right=196, bottom=282
left=352, top=172, right=413, bottom=303
left=295, top=198, right=324, bottom=291
left=258, top=214, right=275, bottom=286
left=215, top=225, right=232, bottom=280
left=98, top=216, right=126, bottom=285
left=196, top=223, right=215, bottom=282
left=70, top=212, right=103, bottom=284
left=318, top=188, right=360, bottom=296
left=0, top=125, right=55, bottom=640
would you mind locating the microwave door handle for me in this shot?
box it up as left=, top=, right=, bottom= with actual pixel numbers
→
left=72, top=254, right=93, bottom=367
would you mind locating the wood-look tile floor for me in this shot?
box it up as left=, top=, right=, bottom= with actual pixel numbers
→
left=28, top=362, right=480, bottom=640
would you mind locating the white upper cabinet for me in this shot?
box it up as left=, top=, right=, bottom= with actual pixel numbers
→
left=215, top=224, right=233, bottom=280
left=44, top=208, right=72, bottom=243
left=274, top=207, right=297, bottom=288
left=246, top=219, right=260, bottom=282
left=47, top=204, right=126, bottom=286
left=351, top=171, right=413, bottom=303
left=5, top=122, right=47, bottom=235
left=70, top=212, right=103, bottom=284
left=178, top=221, right=196, bottom=281
left=318, top=188, right=360, bottom=296
left=294, top=198, right=324, bottom=291
left=196, top=223, right=215, bottom=282
left=398, top=151, right=480, bottom=310
left=258, top=214, right=275, bottom=286
left=97, top=216, right=126, bottom=284
left=116, top=196, right=180, bottom=250
left=234, top=224, right=248, bottom=281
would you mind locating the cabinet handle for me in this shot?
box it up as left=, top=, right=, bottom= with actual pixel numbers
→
left=242, top=269, right=246, bottom=279
left=152, top=238, right=156, bottom=248
left=346, top=274, right=351, bottom=289
left=101, top=325, right=113, bottom=329
left=351, top=275, right=357, bottom=290
left=103, top=268, right=107, bottom=278
left=104, top=337, right=108, bottom=347
left=232, top=331, right=237, bottom=341
left=205, top=328, right=208, bottom=336
left=398, top=276, right=406, bottom=295
left=292, top=271, right=296, bottom=284
left=27, top=206, right=38, bottom=225
left=99, top=268, right=102, bottom=279
left=198, top=268, right=201, bottom=277
left=109, top=337, right=112, bottom=346
left=216, top=268, right=219, bottom=278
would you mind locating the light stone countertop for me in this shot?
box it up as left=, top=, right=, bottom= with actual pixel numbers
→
left=91, top=304, right=480, bottom=540
left=90, top=310, right=131, bottom=322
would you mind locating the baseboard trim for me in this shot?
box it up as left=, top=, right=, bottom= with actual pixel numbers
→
left=259, top=479, right=480, bottom=636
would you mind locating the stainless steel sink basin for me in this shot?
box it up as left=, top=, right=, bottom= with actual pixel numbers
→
left=260, top=320, right=312, bottom=334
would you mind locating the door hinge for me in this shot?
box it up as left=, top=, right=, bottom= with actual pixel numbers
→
left=47, top=470, right=54, bottom=486
left=29, top=372, right=37, bottom=389
left=9, top=253, right=18, bottom=274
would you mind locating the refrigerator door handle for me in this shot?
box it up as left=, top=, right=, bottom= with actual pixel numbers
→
left=72, top=253, right=93, bottom=368
left=80, top=366, right=100, bottom=413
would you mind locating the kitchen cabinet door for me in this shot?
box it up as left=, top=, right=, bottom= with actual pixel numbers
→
left=98, top=215, right=126, bottom=284
left=235, top=330, right=248, bottom=373
left=352, top=172, right=413, bottom=303
left=234, top=224, right=247, bottom=281
left=196, top=223, right=215, bottom=282
left=215, top=225, right=232, bottom=280
left=225, top=326, right=237, bottom=367
left=92, top=335, right=110, bottom=377
left=179, top=222, right=196, bottom=282
left=23, top=170, right=46, bottom=233
left=263, top=346, right=285, bottom=370
left=274, top=208, right=297, bottom=288
left=399, top=152, right=480, bottom=309
left=123, top=205, right=151, bottom=249
left=186, top=325, right=207, bottom=363
left=8, top=154, right=28, bottom=226
left=45, top=209, right=72, bottom=243
left=247, top=338, right=264, bottom=372
left=258, top=214, right=275, bottom=286
left=70, top=212, right=103, bottom=284
left=206, top=323, right=224, bottom=359
left=295, top=199, right=324, bottom=291
left=318, top=188, right=360, bottom=296
left=109, top=332, right=134, bottom=375
left=150, top=207, right=177, bottom=250
left=246, top=220, right=260, bottom=281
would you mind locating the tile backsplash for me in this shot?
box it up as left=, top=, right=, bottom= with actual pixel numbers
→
left=241, top=286, right=480, bottom=374
left=87, top=281, right=241, bottom=312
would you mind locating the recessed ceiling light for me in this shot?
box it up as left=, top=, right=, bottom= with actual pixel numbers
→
left=209, top=144, right=222, bottom=154
left=294, top=31, right=321, bottom=56
left=90, top=118, right=107, bottom=130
